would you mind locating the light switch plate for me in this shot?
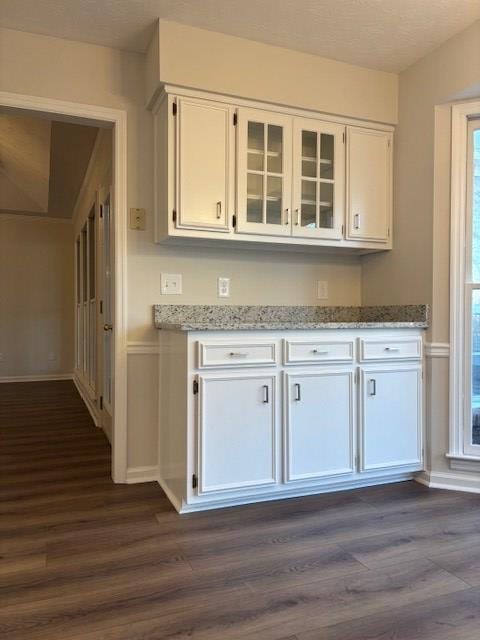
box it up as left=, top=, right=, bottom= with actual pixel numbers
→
left=129, top=208, right=146, bottom=230
left=317, top=280, right=329, bottom=300
left=161, top=273, right=182, bottom=295
left=217, top=277, right=230, bottom=298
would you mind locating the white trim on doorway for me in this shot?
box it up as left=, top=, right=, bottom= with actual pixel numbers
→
left=0, top=90, right=128, bottom=483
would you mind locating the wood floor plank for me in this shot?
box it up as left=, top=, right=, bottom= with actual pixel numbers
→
left=296, top=586, right=480, bottom=640
left=1, top=381, right=480, bottom=640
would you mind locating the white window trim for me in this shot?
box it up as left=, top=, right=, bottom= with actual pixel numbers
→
left=449, top=101, right=480, bottom=461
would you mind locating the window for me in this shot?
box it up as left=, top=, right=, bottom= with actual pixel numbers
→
left=450, top=104, right=480, bottom=461
left=466, top=122, right=480, bottom=454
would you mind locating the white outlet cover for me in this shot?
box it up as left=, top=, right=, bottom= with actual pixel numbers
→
left=317, top=280, right=329, bottom=300
left=217, top=277, right=230, bottom=298
left=161, top=273, right=182, bottom=295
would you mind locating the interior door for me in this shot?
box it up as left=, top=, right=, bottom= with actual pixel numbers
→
left=198, top=373, right=277, bottom=494
left=285, top=370, right=355, bottom=482
left=99, top=187, right=114, bottom=443
left=236, top=108, right=292, bottom=236
left=176, top=97, right=232, bottom=232
left=292, top=118, right=345, bottom=240
left=360, top=365, right=422, bottom=472
left=346, top=127, right=392, bottom=243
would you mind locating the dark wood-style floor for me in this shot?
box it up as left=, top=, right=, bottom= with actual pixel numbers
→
left=2, top=381, right=480, bottom=639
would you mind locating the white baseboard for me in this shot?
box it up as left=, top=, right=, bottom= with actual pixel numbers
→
left=415, top=470, right=480, bottom=494
left=126, top=465, right=159, bottom=484
left=73, top=375, right=99, bottom=427
left=0, top=373, right=73, bottom=383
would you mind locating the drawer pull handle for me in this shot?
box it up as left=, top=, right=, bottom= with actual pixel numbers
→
left=263, top=385, right=269, bottom=403
left=229, top=352, right=248, bottom=358
left=384, top=347, right=400, bottom=352
left=368, top=379, right=377, bottom=396
left=294, top=383, right=301, bottom=402
left=312, top=349, right=329, bottom=355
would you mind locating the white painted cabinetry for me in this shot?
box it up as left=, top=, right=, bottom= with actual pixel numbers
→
left=198, top=373, right=277, bottom=493
left=153, top=86, right=393, bottom=251
left=174, top=98, right=233, bottom=232
left=284, top=369, right=355, bottom=482
left=158, top=328, right=424, bottom=513
left=346, top=127, right=392, bottom=243
left=360, top=365, right=422, bottom=472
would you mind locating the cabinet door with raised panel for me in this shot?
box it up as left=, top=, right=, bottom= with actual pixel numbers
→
left=175, top=97, right=233, bottom=232
left=360, top=365, right=422, bottom=472
left=292, top=119, right=345, bottom=240
left=346, top=127, right=392, bottom=243
left=236, top=108, right=292, bottom=236
left=285, top=370, right=355, bottom=482
left=197, top=373, right=277, bottom=494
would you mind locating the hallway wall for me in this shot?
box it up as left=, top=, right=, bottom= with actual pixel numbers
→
left=0, top=215, right=74, bottom=380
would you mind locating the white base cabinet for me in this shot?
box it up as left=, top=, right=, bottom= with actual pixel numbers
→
left=198, top=373, right=277, bottom=494
left=158, top=328, right=424, bottom=513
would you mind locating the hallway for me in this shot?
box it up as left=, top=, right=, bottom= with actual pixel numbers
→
left=2, top=382, right=480, bottom=639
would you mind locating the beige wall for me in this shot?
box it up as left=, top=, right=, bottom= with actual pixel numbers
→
left=0, top=215, right=74, bottom=378
left=0, top=24, right=396, bottom=472
left=362, top=20, right=480, bottom=477
left=147, top=21, right=398, bottom=125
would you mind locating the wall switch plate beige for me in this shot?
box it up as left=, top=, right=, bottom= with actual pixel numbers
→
left=129, top=208, right=146, bottom=230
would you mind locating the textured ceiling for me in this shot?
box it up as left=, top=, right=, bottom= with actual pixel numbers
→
left=0, top=0, right=480, bottom=72
left=0, top=114, right=98, bottom=218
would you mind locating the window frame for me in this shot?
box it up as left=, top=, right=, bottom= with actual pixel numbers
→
left=450, top=103, right=480, bottom=461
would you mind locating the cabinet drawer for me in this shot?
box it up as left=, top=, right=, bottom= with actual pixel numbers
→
left=197, top=342, right=277, bottom=369
left=284, top=340, right=354, bottom=365
left=359, top=337, right=422, bottom=362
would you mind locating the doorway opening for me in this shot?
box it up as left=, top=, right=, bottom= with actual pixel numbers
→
left=0, top=92, right=127, bottom=482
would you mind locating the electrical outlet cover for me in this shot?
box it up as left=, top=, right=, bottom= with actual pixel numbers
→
left=161, top=273, right=182, bottom=295
left=317, top=280, right=329, bottom=300
left=217, top=277, right=230, bottom=298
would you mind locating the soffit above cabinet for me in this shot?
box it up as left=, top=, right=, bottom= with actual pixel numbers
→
left=146, top=21, right=398, bottom=125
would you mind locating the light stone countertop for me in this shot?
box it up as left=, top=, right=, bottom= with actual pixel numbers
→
left=153, top=304, right=429, bottom=331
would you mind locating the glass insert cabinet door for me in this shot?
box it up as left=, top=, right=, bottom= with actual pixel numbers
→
left=236, top=108, right=292, bottom=236
left=292, top=118, right=345, bottom=239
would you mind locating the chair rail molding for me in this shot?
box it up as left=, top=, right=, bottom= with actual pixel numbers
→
left=424, top=342, right=450, bottom=358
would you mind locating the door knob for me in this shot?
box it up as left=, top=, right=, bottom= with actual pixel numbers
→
left=103, top=324, right=113, bottom=331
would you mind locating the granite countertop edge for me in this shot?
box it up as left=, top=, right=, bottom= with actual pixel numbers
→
left=154, top=304, right=429, bottom=332
left=156, top=321, right=428, bottom=331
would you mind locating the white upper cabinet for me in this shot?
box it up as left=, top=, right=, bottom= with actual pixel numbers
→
left=175, top=97, right=233, bottom=232
left=237, top=108, right=293, bottom=236
left=346, top=127, right=392, bottom=243
left=153, top=88, right=394, bottom=251
left=292, top=119, right=345, bottom=240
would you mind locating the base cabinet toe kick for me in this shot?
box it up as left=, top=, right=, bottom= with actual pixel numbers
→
left=158, top=329, right=424, bottom=513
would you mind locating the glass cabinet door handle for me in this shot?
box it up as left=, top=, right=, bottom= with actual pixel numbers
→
left=284, top=208, right=291, bottom=225
left=216, top=201, right=222, bottom=219
left=294, top=209, right=300, bottom=226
